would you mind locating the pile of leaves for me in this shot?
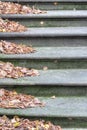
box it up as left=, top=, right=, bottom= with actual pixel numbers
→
left=0, top=61, right=39, bottom=78
left=0, top=116, right=62, bottom=130
left=0, top=40, right=35, bottom=54
left=0, top=1, right=46, bottom=14
left=0, top=18, right=27, bottom=32
left=0, top=89, right=44, bottom=108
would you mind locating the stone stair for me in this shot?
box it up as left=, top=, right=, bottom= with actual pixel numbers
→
left=1, top=10, right=87, bottom=27
left=2, top=0, right=87, bottom=10
left=0, top=0, right=87, bottom=130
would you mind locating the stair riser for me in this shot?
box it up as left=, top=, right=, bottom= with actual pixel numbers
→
left=1, top=59, right=87, bottom=69
left=0, top=37, right=87, bottom=47
left=1, top=85, right=87, bottom=97
left=0, top=114, right=86, bottom=129
left=1, top=18, right=87, bottom=27
left=18, top=3, right=87, bottom=10
left=0, top=116, right=86, bottom=129
left=1, top=1, right=87, bottom=10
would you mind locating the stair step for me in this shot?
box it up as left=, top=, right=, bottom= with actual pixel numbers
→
left=2, top=85, right=87, bottom=97
left=1, top=11, right=87, bottom=27
left=0, top=27, right=87, bottom=47
left=2, top=0, right=87, bottom=2
left=2, top=0, right=87, bottom=10
left=1, top=10, right=87, bottom=18
left=0, top=69, right=87, bottom=86
left=0, top=97, right=87, bottom=127
left=63, top=129, right=87, bottom=130
left=1, top=1, right=87, bottom=130
left=0, top=97, right=86, bottom=118
left=1, top=27, right=87, bottom=37
left=1, top=47, right=87, bottom=59
left=1, top=47, right=87, bottom=69
left=2, top=59, right=87, bottom=69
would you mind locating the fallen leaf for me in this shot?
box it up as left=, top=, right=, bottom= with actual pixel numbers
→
left=51, top=95, right=56, bottom=99
left=43, top=66, right=48, bottom=71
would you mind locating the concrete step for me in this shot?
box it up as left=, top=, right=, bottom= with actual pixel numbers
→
left=1, top=85, right=87, bottom=97
left=1, top=47, right=87, bottom=69
left=2, top=0, right=87, bottom=10
left=0, top=96, right=87, bottom=128
left=1, top=27, right=87, bottom=37
left=1, top=47, right=87, bottom=60
left=0, top=69, right=87, bottom=86
left=63, top=129, right=87, bottom=130
left=2, top=96, right=86, bottom=118
left=1, top=11, right=87, bottom=27
left=0, top=27, right=87, bottom=47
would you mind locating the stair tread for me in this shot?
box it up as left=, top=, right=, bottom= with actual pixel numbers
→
left=63, top=129, right=87, bottom=130
left=1, top=27, right=87, bottom=37
left=2, top=0, right=87, bottom=2
left=1, top=10, right=87, bottom=18
left=0, top=69, right=87, bottom=85
left=1, top=47, right=87, bottom=59
left=0, top=97, right=86, bottom=117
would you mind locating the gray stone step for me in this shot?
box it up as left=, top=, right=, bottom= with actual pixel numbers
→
left=1, top=10, right=87, bottom=18
left=2, top=0, right=87, bottom=10
left=2, top=85, right=87, bottom=97
left=0, top=27, right=87, bottom=37
left=2, top=0, right=87, bottom=2
left=2, top=37, right=86, bottom=47
left=0, top=97, right=86, bottom=118
left=0, top=27, right=87, bottom=47
left=1, top=47, right=87, bottom=70
left=1, top=47, right=87, bottom=60
left=63, top=129, right=87, bottom=130
left=1, top=11, right=87, bottom=27
left=0, top=96, right=87, bottom=127
left=0, top=69, right=87, bottom=86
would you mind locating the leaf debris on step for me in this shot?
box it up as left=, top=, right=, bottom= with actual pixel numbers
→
left=0, top=61, right=39, bottom=78
left=0, top=1, right=46, bottom=14
left=0, top=89, right=44, bottom=108
left=51, top=95, right=56, bottom=99
left=0, top=18, right=27, bottom=32
left=0, top=40, right=35, bottom=54
left=0, top=115, right=62, bottom=130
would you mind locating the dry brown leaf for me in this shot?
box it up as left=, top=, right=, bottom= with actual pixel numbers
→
left=43, top=66, right=48, bottom=71
left=0, top=18, right=27, bottom=32
left=0, top=1, right=46, bottom=14
left=0, top=61, right=39, bottom=78
left=0, top=40, right=35, bottom=54
left=0, top=116, right=62, bottom=130
left=51, top=95, right=56, bottom=99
